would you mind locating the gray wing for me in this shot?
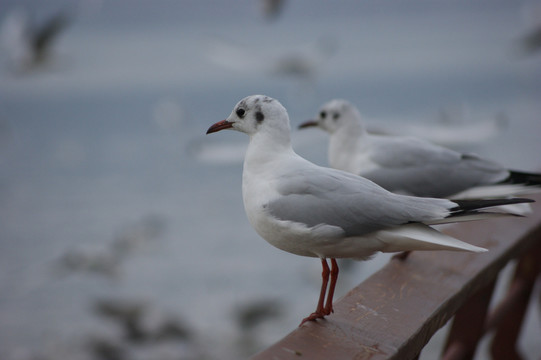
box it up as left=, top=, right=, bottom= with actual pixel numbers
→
left=266, top=166, right=450, bottom=237
left=363, top=136, right=509, bottom=197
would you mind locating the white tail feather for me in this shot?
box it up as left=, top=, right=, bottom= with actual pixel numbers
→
left=423, top=211, right=517, bottom=226
left=449, top=184, right=541, bottom=199
left=481, top=203, right=533, bottom=216
left=375, top=223, right=487, bottom=253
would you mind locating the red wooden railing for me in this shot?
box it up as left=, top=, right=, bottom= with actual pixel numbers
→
left=252, top=193, right=541, bottom=360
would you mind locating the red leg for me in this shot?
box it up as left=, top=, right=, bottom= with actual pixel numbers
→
left=300, top=258, right=330, bottom=326
left=323, top=258, right=339, bottom=315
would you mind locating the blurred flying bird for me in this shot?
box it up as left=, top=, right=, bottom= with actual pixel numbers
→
left=1, top=8, right=70, bottom=72
left=94, top=298, right=192, bottom=343
left=259, top=0, right=287, bottom=20
left=515, top=2, right=541, bottom=55
left=234, top=299, right=282, bottom=330
left=518, top=25, right=541, bottom=54
left=54, top=215, right=166, bottom=279
left=207, top=36, right=337, bottom=84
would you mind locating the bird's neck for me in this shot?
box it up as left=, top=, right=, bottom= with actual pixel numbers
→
left=244, top=132, right=295, bottom=171
left=328, top=121, right=367, bottom=171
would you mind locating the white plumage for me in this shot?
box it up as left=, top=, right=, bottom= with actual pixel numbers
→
left=207, top=95, right=532, bottom=325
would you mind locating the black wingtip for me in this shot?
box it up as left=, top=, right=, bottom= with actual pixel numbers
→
left=502, top=170, right=541, bottom=186
left=450, top=198, right=535, bottom=213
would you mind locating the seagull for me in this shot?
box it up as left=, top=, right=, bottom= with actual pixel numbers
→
left=207, top=36, right=337, bottom=84
left=299, top=99, right=541, bottom=199
left=518, top=25, right=541, bottom=54
left=206, top=95, right=533, bottom=325
left=1, top=8, right=70, bottom=72
left=259, top=0, right=287, bottom=21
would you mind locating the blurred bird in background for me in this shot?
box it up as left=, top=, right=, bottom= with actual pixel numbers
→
left=1, top=8, right=70, bottom=73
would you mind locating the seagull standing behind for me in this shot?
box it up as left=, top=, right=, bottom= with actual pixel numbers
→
left=206, top=95, right=533, bottom=325
left=299, top=99, right=541, bottom=199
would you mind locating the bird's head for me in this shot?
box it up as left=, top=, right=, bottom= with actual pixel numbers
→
left=299, top=99, right=361, bottom=134
left=207, top=95, right=291, bottom=138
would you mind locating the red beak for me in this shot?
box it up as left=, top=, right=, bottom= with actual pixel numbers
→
left=206, top=120, right=234, bottom=134
left=298, top=120, right=319, bottom=129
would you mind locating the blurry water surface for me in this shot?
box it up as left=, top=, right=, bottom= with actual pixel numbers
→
left=1, top=1, right=540, bottom=359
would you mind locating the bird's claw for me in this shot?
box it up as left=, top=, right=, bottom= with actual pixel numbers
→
left=299, top=311, right=326, bottom=326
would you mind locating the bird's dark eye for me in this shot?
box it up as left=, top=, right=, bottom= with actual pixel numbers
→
left=320, top=111, right=326, bottom=119
left=236, top=108, right=246, bottom=118
left=333, top=113, right=340, bottom=120
left=255, top=111, right=264, bottom=122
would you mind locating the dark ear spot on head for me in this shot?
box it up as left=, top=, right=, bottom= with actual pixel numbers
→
left=255, top=111, right=264, bottom=123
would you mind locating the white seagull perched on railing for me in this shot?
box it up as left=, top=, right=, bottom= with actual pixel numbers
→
left=299, top=99, right=541, bottom=200
left=206, top=95, right=533, bottom=325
